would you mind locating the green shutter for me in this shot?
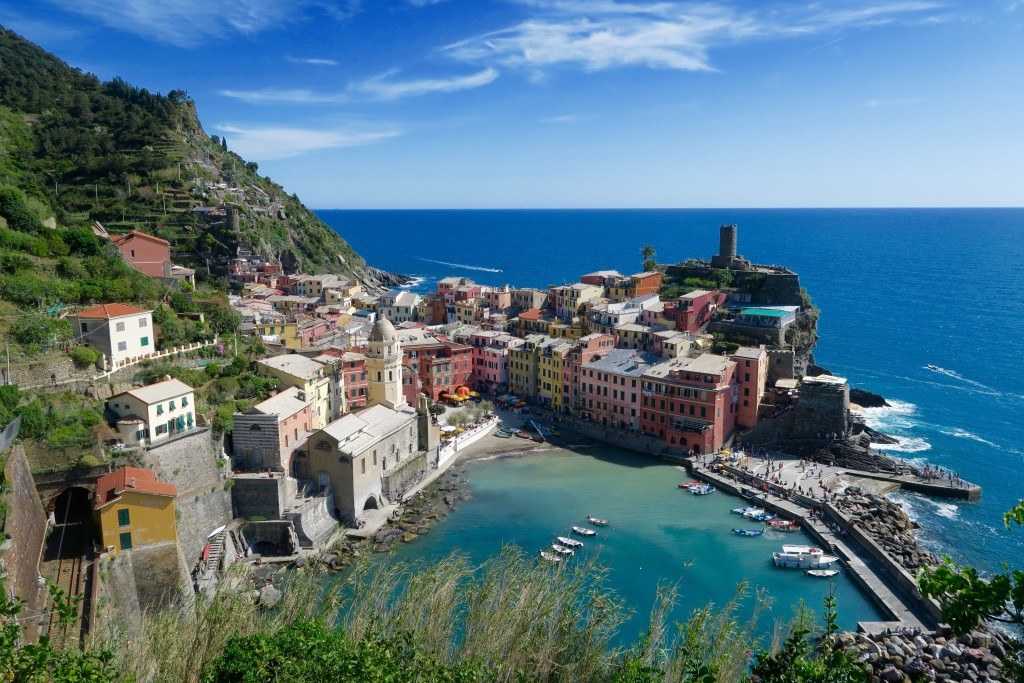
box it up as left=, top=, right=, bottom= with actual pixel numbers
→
left=119, top=532, right=133, bottom=550
left=117, top=508, right=130, bottom=527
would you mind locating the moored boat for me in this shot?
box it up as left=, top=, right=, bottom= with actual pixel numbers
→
left=572, top=525, right=597, bottom=536
left=691, top=484, right=715, bottom=495
left=732, top=506, right=759, bottom=515
left=679, top=481, right=701, bottom=489
left=741, top=508, right=766, bottom=518
left=773, top=545, right=839, bottom=569
left=732, top=528, right=764, bottom=536
left=515, top=431, right=532, bottom=439
left=557, top=536, right=583, bottom=548
left=750, top=512, right=777, bottom=522
left=539, top=551, right=562, bottom=563
left=805, top=568, right=840, bottom=578
left=587, top=515, right=609, bottom=526
left=766, top=519, right=796, bottom=528
left=550, top=544, right=574, bottom=556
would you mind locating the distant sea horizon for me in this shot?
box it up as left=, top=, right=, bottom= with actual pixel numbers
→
left=317, top=207, right=1024, bottom=581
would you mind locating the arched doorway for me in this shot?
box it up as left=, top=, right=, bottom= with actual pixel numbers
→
left=362, top=495, right=379, bottom=512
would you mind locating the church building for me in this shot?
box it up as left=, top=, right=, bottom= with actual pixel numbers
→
left=301, top=317, right=439, bottom=525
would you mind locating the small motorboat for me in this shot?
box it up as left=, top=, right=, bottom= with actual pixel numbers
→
left=495, top=430, right=513, bottom=439
left=774, top=524, right=801, bottom=533
left=732, top=528, right=764, bottom=536
left=515, top=431, right=532, bottom=439
left=557, top=536, right=583, bottom=548
left=926, top=364, right=940, bottom=371
left=732, top=506, right=759, bottom=515
left=539, top=551, right=562, bottom=563
left=750, top=513, right=777, bottom=522
left=550, top=544, right=574, bottom=556
left=806, top=569, right=840, bottom=578
left=691, top=484, right=715, bottom=495
left=572, top=526, right=597, bottom=536
left=773, top=545, right=839, bottom=569
left=766, top=519, right=796, bottom=528
left=679, top=481, right=701, bottom=489
left=741, top=508, right=766, bottom=518
left=587, top=515, right=609, bottom=526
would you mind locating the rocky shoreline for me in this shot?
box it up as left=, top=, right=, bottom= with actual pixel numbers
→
left=834, top=486, right=940, bottom=573
left=844, top=627, right=1012, bottom=682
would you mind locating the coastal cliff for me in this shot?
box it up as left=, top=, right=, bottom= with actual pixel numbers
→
left=0, top=26, right=406, bottom=292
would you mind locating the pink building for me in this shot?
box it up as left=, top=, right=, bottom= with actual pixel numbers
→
left=731, top=346, right=767, bottom=429
left=341, top=352, right=368, bottom=412
left=484, top=285, right=513, bottom=311
left=468, top=331, right=523, bottom=393
left=111, top=230, right=171, bottom=278
left=564, top=333, right=616, bottom=414
left=673, top=290, right=725, bottom=333
left=296, top=317, right=328, bottom=347
left=578, top=348, right=656, bottom=430
left=232, top=386, right=318, bottom=473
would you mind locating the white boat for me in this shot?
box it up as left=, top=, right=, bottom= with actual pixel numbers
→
left=773, top=546, right=839, bottom=569
left=805, top=569, right=840, bottom=578
left=691, top=484, right=714, bottom=495
left=732, top=506, right=759, bottom=515
left=557, top=536, right=583, bottom=548
left=550, top=544, right=574, bottom=556
left=539, top=551, right=562, bottom=563
left=741, top=508, right=766, bottom=518
left=587, top=515, right=610, bottom=526
left=572, top=526, right=597, bottom=536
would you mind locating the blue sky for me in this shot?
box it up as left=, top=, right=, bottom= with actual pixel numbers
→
left=2, top=0, right=1022, bottom=208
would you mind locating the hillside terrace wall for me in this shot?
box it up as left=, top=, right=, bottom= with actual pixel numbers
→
left=0, top=446, right=48, bottom=642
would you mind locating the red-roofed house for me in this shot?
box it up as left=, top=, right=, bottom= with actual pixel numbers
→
left=73, top=304, right=154, bottom=368
left=93, top=467, right=178, bottom=555
left=111, top=230, right=170, bottom=278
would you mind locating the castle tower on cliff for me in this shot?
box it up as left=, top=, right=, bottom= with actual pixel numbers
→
left=711, top=224, right=751, bottom=270
left=366, top=317, right=405, bottom=410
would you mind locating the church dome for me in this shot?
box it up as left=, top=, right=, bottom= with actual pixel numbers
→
left=369, top=316, right=398, bottom=343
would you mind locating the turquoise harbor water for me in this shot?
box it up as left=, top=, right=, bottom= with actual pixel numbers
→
left=317, top=208, right=1024, bottom=634
left=385, top=445, right=881, bottom=639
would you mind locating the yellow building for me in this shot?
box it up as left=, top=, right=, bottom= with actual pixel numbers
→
left=257, top=321, right=298, bottom=346
left=537, top=339, right=572, bottom=410
left=508, top=334, right=547, bottom=398
left=94, top=467, right=177, bottom=555
left=257, top=353, right=334, bottom=424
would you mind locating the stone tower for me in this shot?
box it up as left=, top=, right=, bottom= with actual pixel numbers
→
left=710, top=224, right=750, bottom=270
left=366, top=317, right=404, bottom=410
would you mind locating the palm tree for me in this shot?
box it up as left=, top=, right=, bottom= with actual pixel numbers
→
left=640, top=244, right=657, bottom=271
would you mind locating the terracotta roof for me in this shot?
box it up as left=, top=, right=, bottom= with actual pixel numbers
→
left=110, top=230, right=170, bottom=246
left=75, top=303, right=151, bottom=319
left=519, top=308, right=543, bottom=321
left=94, top=467, right=177, bottom=510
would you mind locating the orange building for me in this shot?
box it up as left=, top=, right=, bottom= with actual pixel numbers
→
left=111, top=231, right=171, bottom=278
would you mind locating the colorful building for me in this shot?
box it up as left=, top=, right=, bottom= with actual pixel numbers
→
left=537, top=338, right=572, bottom=410
left=231, top=386, right=317, bottom=472
left=94, top=467, right=177, bottom=555
left=563, top=333, right=616, bottom=413
left=110, top=230, right=171, bottom=278
left=608, top=271, right=662, bottom=302
left=257, top=354, right=333, bottom=426
left=107, top=379, right=196, bottom=447
left=73, top=303, right=155, bottom=368
left=639, top=354, right=739, bottom=454
left=554, top=283, right=604, bottom=320
left=673, top=290, right=725, bottom=333
left=578, top=348, right=656, bottom=430
left=732, top=346, right=768, bottom=429
left=507, top=334, right=549, bottom=399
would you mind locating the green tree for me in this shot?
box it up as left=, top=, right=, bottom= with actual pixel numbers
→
left=70, top=346, right=101, bottom=369
left=641, top=244, right=657, bottom=272
left=919, top=501, right=1024, bottom=634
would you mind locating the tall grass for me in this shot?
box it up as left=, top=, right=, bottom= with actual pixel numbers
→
left=100, top=547, right=778, bottom=682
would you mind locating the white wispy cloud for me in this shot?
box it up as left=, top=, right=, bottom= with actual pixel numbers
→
left=445, top=1, right=944, bottom=73
left=288, top=56, right=339, bottom=66
left=408, top=0, right=451, bottom=6
left=540, top=113, right=587, bottom=123
left=353, top=68, right=499, bottom=100
left=865, top=97, right=926, bottom=107
left=215, top=124, right=402, bottom=160
left=220, top=67, right=499, bottom=103
left=46, top=0, right=359, bottom=48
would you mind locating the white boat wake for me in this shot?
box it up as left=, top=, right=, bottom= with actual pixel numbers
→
left=417, top=257, right=502, bottom=273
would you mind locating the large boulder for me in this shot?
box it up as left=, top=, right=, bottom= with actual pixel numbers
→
left=851, top=388, right=890, bottom=408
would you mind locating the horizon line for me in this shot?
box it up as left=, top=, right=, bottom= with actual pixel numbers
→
left=311, top=205, right=1024, bottom=211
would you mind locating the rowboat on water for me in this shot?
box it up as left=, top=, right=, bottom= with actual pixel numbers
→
left=572, top=526, right=597, bottom=536
left=550, top=544, right=574, bottom=556
left=539, top=551, right=562, bottom=563
left=741, top=508, right=766, bottom=518
left=750, top=512, right=777, bottom=522
left=691, top=484, right=715, bottom=495
left=679, top=481, right=701, bottom=489
left=767, top=519, right=796, bottom=528
left=732, top=506, right=759, bottom=515
left=732, top=528, right=764, bottom=537
left=587, top=515, right=609, bottom=526
left=557, top=536, right=583, bottom=548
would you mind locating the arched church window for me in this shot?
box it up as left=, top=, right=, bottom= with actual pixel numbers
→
left=377, top=371, right=382, bottom=381
left=389, top=371, right=394, bottom=382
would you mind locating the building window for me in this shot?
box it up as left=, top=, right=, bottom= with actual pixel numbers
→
left=115, top=321, right=126, bottom=332
left=141, top=336, right=149, bottom=347
left=117, top=341, right=128, bottom=352
left=157, top=404, right=164, bottom=415
left=361, top=458, right=366, bottom=474
left=139, top=318, right=148, bottom=328
left=250, top=424, right=262, bottom=431
left=182, top=396, right=188, bottom=407
left=119, top=532, right=133, bottom=550
left=169, top=400, right=176, bottom=410
left=117, top=508, right=130, bottom=527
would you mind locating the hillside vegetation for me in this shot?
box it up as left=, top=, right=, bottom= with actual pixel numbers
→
left=0, top=26, right=375, bottom=287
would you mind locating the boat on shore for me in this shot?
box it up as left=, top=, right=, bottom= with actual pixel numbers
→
left=806, top=568, right=840, bottom=578
left=587, top=515, right=609, bottom=526
left=557, top=536, right=583, bottom=548
left=572, top=526, right=597, bottom=536
left=732, top=528, right=764, bottom=536
left=514, top=431, right=532, bottom=439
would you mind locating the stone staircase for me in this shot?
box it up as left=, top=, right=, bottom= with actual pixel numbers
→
left=206, top=532, right=225, bottom=571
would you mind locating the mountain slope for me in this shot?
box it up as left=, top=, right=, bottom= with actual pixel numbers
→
left=0, top=26, right=402, bottom=290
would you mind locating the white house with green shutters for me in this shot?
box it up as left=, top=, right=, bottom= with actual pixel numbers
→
left=107, top=378, right=196, bottom=447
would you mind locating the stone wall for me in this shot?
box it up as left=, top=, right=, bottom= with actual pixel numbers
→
left=382, top=450, right=430, bottom=502
left=98, top=542, right=190, bottom=635
left=174, top=488, right=233, bottom=570
left=0, top=446, right=48, bottom=642
left=789, top=382, right=850, bottom=440
left=232, top=476, right=294, bottom=520
left=287, top=491, right=338, bottom=548
left=662, top=266, right=803, bottom=307
left=766, top=349, right=796, bottom=384
left=706, top=319, right=786, bottom=346
left=238, top=521, right=298, bottom=557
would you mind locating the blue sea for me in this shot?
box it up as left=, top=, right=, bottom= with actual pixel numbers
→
left=318, top=208, right=1024, bottom=635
